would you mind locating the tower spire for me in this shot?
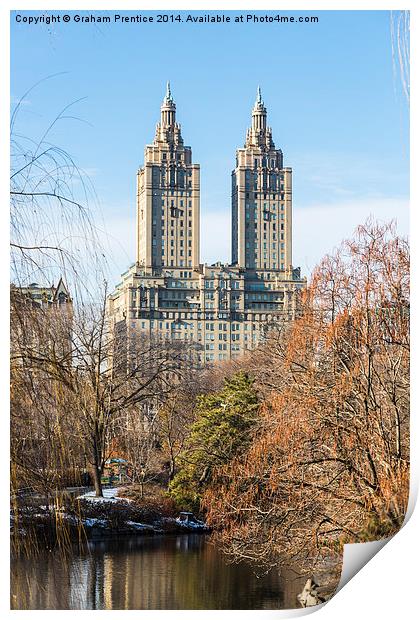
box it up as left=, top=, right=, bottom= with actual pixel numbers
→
left=159, top=81, right=177, bottom=131
left=164, top=81, right=173, bottom=104
left=249, top=86, right=269, bottom=143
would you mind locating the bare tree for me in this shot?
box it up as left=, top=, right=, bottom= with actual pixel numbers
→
left=11, top=287, right=84, bottom=508
left=10, top=76, right=106, bottom=303
left=204, top=220, right=409, bottom=582
left=158, top=378, right=203, bottom=484
left=62, top=288, right=197, bottom=496
left=10, top=82, right=109, bottom=507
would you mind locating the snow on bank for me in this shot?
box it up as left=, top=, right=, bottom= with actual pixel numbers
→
left=77, top=487, right=131, bottom=503
left=126, top=521, right=156, bottom=532
left=84, top=518, right=108, bottom=528
left=175, top=518, right=209, bottom=530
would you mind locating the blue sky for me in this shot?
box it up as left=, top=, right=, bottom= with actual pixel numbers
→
left=10, top=10, right=409, bottom=285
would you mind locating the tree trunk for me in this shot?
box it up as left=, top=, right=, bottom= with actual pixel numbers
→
left=168, top=454, right=176, bottom=483
left=89, top=464, right=103, bottom=497
left=89, top=430, right=104, bottom=497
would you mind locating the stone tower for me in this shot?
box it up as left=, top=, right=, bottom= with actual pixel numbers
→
left=231, top=87, right=292, bottom=271
left=136, top=83, right=200, bottom=270
left=108, top=85, right=306, bottom=366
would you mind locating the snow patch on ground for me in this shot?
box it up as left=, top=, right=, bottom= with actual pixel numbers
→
left=84, top=518, right=109, bottom=528
left=76, top=487, right=131, bottom=503
left=175, top=518, right=209, bottom=530
left=126, top=521, right=155, bottom=531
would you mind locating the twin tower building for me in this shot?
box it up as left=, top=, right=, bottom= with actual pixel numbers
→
left=108, top=84, right=305, bottom=364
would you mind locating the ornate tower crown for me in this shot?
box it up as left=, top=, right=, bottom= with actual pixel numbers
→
left=245, top=86, right=274, bottom=151
left=155, top=82, right=183, bottom=145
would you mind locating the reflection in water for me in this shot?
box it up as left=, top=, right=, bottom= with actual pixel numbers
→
left=11, top=535, right=304, bottom=610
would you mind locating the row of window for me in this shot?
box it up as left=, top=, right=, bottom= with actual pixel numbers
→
left=160, top=154, right=194, bottom=168
left=152, top=189, right=193, bottom=197
left=159, top=249, right=193, bottom=258
left=161, top=200, right=193, bottom=210
left=151, top=259, right=193, bottom=267
left=134, top=308, right=286, bottom=321
left=204, top=336, right=259, bottom=352
left=152, top=229, right=193, bottom=241
left=251, top=159, right=283, bottom=171
left=244, top=190, right=285, bottom=199
left=247, top=232, right=285, bottom=244
left=204, top=279, right=240, bottom=289
left=246, top=202, right=285, bottom=210
left=247, top=251, right=285, bottom=258
left=248, top=211, right=285, bottom=221
left=245, top=262, right=285, bottom=270
left=133, top=277, right=288, bottom=294
left=137, top=320, right=263, bottom=331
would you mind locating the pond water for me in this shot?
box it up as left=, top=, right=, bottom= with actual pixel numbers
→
left=11, top=534, right=305, bottom=610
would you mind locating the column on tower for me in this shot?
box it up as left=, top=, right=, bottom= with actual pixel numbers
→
left=136, top=83, right=200, bottom=271
left=231, top=87, right=292, bottom=272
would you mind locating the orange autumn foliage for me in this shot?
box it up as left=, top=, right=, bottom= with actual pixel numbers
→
left=203, top=220, right=409, bottom=576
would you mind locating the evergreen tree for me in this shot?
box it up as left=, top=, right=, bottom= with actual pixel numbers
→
left=169, top=371, right=259, bottom=512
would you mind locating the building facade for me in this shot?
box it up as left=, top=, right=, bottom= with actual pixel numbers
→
left=136, top=83, right=200, bottom=271
left=11, top=278, right=73, bottom=361
left=108, top=85, right=306, bottom=364
left=13, top=278, right=72, bottom=309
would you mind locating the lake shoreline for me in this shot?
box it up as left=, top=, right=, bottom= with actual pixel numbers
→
left=11, top=484, right=337, bottom=610
left=11, top=484, right=211, bottom=549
